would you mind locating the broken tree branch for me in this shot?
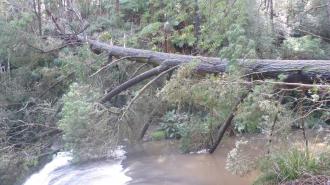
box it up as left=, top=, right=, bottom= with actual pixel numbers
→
left=99, top=60, right=179, bottom=103
left=89, top=56, right=131, bottom=78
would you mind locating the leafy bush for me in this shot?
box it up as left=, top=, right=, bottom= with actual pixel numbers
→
left=179, top=115, right=215, bottom=153
left=171, top=25, right=197, bottom=48
left=219, top=24, right=256, bottom=60
left=139, top=22, right=162, bottom=36
left=59, top=83, right=119, bottom=161
left=59, top=45, right=104, bottom=82
left=254, top=148, right=330, bottom=185
left=160, top=111, right=188, bottom=139
left=150, top=130, right=166, bottom=141
left=226, top=140, right=256, bottom=176
left=159, top=110, right=215, bottom=153
left=199, top=0, right=249, bottom=54
left=281, top=36, right=326, bottom=59
left=234, top=84, right=279, bottom=133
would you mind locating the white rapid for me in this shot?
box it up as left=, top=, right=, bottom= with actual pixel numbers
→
left=22, top=148, right=132, bottom=185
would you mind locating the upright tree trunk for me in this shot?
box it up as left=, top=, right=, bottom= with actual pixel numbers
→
left=33, top=0, right=43, bottom=36
left=266, top=0, right=274, bottom=34
left=37, top=0, right=42, bottom=36
left=327, top=0, right=330, bottom=26
left=115, top=0, right=120, bottom=15
left=193, top=0, right=201, bottom=53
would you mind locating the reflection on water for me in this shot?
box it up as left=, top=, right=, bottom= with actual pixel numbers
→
left=23, top=138, right=257, bottom=185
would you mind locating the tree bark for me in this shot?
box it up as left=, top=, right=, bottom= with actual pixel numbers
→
left=33, top=0, right=43, bottom=36
left=209, top=91, right=250, bottom=153
left=139, top=123, right=149, bottom=141
left=100, top=64, right=174, bottom=103
left=115, top=0, right=120, bottom=15
left=75, top=37, right=330, bottom=103
left=86, top=38, right=330, bottom=82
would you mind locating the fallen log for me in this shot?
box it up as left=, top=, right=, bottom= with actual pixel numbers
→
left=79, top=37, right=330, bottom=102
left=86, top=38, right=330, bottom=81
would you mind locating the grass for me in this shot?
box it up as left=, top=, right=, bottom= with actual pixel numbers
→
left=254, top=147, right=330, bottom=185
left=150, top=130, right=166, bottom=141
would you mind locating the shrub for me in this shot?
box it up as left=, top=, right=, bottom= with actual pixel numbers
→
left=281, top=36, right=325, bottom=59
left=159, top=110, right=215, bottom=153
left=160, top=111, right=188, bottom=139
left=179, top=116, right=213, bottom=153
left=59, top=83, right=119, bottom=161
left=254, top=147, right=330, bottom=185
left=150, top=130, right=166, bottom=141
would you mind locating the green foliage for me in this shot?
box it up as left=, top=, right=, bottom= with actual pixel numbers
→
left=139, top=22, right=162, bottom=36
left=136, top=22, right=163, bottom=50
left=121, top=0, right=149, bottom=16
left=234, top=84, right=278, bottom=133
left=160, top=63, right=245, bottom=112
left=282, top=36, right=326, bottom=59
left=199, top=0, right=249, bottom=54
left=179, top=115, right=215, bottom=153
left=171, top=25, right=196, bottom=48
left=160, top=111, right=188, bottom=139
left=150, top=130, right=166, bottom=141
left=59, top=83, right=118, bottom=161
left=59, top=45, right=104, bottom=82
left=219, top=24, right=256, bottom=60
left=99, top=31, right=112, bottom=42
left=160, top=64, right=248, bottom=152
left=255, top=148, right=330, bottom=185
left=158, top=110, right=216, bottom=153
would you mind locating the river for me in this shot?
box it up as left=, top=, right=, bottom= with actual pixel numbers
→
left=23, top=138, right=257, bottom=185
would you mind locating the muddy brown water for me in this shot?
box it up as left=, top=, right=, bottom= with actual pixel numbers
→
left=22, top=128, right=330, bottom=185
left=23, top=136, right=263, bottom=185
left=124, top=138, right=258, bottom=185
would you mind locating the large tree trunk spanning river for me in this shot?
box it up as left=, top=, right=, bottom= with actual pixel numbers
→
left=78, top=38, right=330, bottom=102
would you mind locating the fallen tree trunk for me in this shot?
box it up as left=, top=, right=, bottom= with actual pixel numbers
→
left=78, top=38, right=330, bottom=102
left=86, top=38, right=330, bottom=81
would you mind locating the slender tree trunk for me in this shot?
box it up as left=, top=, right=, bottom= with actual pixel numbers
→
left=193, top=0, right=201, bottom=54
left=327, top=0, right=330, bottom=26
left=115, top=0, right=120, bottom=15
left=139, top=123, right=150, bottom=141
left=33, top=0, right=42, bottom=36
left=209, top=91, right=250, bottom=153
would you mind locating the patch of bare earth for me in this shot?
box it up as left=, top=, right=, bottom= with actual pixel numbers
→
left=281, top=175, right=330, bottom=185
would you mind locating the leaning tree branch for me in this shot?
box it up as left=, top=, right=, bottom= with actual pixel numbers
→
left=209, top=90, right=251, bottom=153
left=89, top=56, right=131, bottom=78
left=99, top=61, right=178, bottom=103
left=118, top=65, right=179, bottom=130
